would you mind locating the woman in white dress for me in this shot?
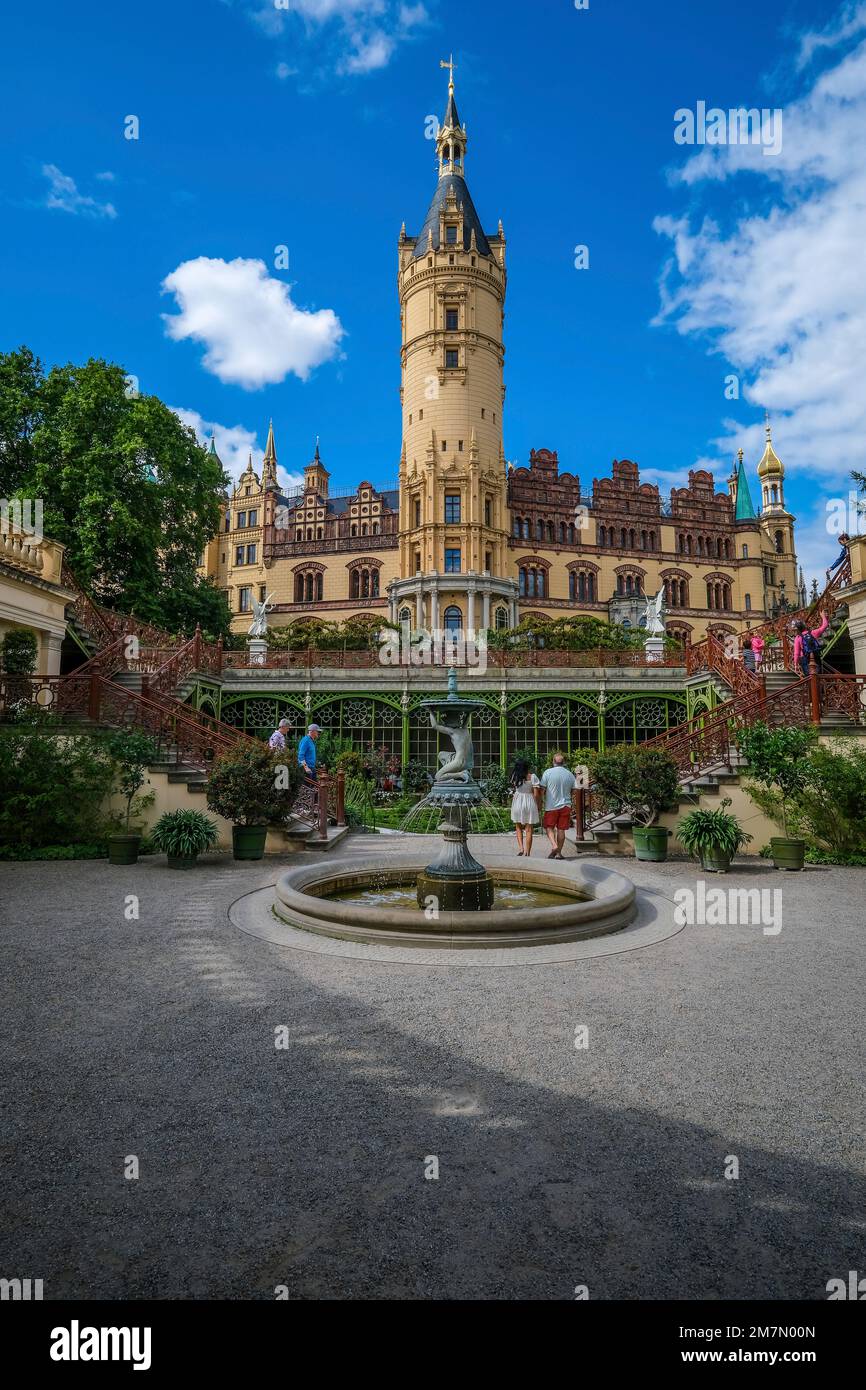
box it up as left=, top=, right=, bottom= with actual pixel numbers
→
left=509, top=759, right=540, bottom=857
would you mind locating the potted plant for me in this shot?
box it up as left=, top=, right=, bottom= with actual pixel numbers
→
left=106, top=731, right=158, bottom=865
left=737, top=723, right=815, bottom=871
left=589, top=746, right=680, bottom=861
left=206, top=741, right=297, bottom=860
left=150, top=809, right=218, bottom=868
left=677, top=799, right=752, bottom=873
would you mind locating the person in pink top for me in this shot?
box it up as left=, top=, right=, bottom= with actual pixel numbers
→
left=751, top=633, right=765, bottom=668
left=792, top=611, right=828, bottom=677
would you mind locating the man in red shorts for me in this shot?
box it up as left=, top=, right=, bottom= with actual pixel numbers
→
left=540, top=753, right=577, bottom=859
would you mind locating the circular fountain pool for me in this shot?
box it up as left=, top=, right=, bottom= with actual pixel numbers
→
left=273, top=857, right=637, bottom=949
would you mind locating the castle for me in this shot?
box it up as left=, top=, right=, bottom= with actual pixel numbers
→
left=200, top=68, right=803, bottom=644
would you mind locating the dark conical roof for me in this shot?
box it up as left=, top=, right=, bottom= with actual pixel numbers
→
left=411, top=174, right=491, bottom=258
left=443, top=87, right=460, bottom=130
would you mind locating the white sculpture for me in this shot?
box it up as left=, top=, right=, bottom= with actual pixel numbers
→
left=429, top=710, right=473, bottom=783
left=248, top=592, right=274, bottom=639
left=643, top=588, right=667, bottom=637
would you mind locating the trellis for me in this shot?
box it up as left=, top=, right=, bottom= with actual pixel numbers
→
left=209, top=689, right=688, bottom=766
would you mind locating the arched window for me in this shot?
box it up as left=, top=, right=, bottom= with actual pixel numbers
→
left=537, top=569, right=546, bottom=598
left=350, top=570, right=360, bottom=599
left=587, top=573, right=595, bottom=601
left=686, top=536, right=693, bottom=556
left=371, top=570, right=379, bottom=597
left=626, top=576, right=633, bottom=595
left=569, top=523, right=575, bottom=544
left=774, top=530, right=784, bottom=554
left=629, top=529, right=636, bottom=548
left=649, top=532, right=656, bottom=551
left=443, top=606, right=462, bottom=633
left=697, top=537, right=705, bottom=556
left=316, top=573, right=323, bottom=602
left=399, top=606, right=412, bottom=626
left=295, top=574, right=304, bottom=602
left=578, top=573, right=587, bottom=601
left=307, top=529, right=313, bottom=542
left=560, top=522, right=567, bottom=544
left=547, top=521, right=554, bottom=542
left=620, top=528, right=627, bottom=548
left=513, top=517, right=522, bottom=537
left=351, top=524, right=357, bottom=537
left=519, top=568, right=527, bottom=597
left=536, top=519, right=544, bottom=541
left=495, top=607, right=508, bottom=629
left=361, top=569, right=369, bottom=597
left=305, top=573, right=313, bottom=602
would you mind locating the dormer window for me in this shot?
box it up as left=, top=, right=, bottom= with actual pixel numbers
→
left=445, top=225, right=458, bottom=244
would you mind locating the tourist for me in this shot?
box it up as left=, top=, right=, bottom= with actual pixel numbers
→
left=826, top=533, right=850, bottom=581
left=540, top=753, right=577, bottom=860
left=268, top=717, right=291, bottom=753
left=298, top=723, right=321, bottom=781
left=752, top=632, right=765, bottom=669
left=509, top=759, right=540, bottom=857
left=792, top=611, right=828, bottom=678
left=742, top=637, right=756, bottom=673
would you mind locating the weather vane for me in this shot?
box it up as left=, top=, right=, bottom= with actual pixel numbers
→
left=440, top=54, right=457, bottom=87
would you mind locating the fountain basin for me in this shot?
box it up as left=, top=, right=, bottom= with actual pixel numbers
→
left=273, top=857, right=637, bottom=949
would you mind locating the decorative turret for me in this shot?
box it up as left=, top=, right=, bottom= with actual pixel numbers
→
left=261, top=419, right=278, bottom=489
left=758, top=413, right=786, bottom=513
left=303, top=438, right=330, bottom=500
left=436, top=54, right=466, bottom=178
left=733, top=448, right=758, bottom=522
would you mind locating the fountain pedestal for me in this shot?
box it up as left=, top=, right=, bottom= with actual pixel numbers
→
left=416, top=813, right=494, bottom=912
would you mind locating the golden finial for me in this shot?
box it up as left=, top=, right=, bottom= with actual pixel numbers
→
left=440, top=54, right=456, bottom=91
left=738, top=447, right=744, bottom=463
left=765, top=409, right=772, bottom=441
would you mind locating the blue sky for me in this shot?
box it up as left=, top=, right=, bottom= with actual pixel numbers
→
left=2, top=0, right=865, bottom=581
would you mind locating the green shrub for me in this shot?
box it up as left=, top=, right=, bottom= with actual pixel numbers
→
left=588, top=745, right=680, bottom=826
left=747, top=735, right=866, bottom=858
left=105, top=729, right=159, bottom=832
left=0, top=843, right=109, bottom=861
left=206, top=741, right=297, bottom=825
left=150, top=809, right=218, bottom=858
left=0, top=728, right=116, bottom=848
left=677, top=801, right=752, bottom=861
left=737, top=723, right=817, bottom=837
left=480, top=763, right=510, bottom=804
left=402, top=759, right=431, bottom=794
left=0, top=628, right=38, bottom=674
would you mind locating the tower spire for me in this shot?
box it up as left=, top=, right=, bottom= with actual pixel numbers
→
left=261, top=418, right=278, bottom=487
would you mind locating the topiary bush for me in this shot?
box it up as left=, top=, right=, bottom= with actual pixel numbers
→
left=206, top=741, right=298, bottom=826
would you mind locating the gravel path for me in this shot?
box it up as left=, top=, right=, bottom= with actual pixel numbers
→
left=1, top=835, right=863, bottom=1300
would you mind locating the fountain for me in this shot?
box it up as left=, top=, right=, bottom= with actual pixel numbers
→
left=272, top=669, right=639, bottom=949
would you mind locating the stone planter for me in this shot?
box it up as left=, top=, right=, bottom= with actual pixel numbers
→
left=232, top=824, right=268, bottom=861
left=633, top=825, right=671, bottom=862
left=770, top=837, right=806, bottom=872
left=107, top=833, right=141, bottom=866
left=700, top=847, right=732, bottom=874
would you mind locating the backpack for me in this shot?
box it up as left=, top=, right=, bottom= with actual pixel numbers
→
left=801, top=631, right=822, bottom=657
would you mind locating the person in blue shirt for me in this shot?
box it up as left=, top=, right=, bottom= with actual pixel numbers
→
left=297, top=724, right=321, bottom=781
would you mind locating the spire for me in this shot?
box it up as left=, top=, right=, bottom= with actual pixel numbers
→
left=734, top=451, right=757, bottom=522
left=439, top=53, right=460, bottom=129
left=757, top=411, right=784, bottom=478
left=261, top=418, right=278, bottom=487
left=435, top=55, right=467, bottom=180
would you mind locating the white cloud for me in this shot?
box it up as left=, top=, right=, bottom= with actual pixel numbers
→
left=161, top=256, right=345, bottom=389
left=652, top=4, right=866, bottom=583
left=42, top=164, right=117, bottom=218
left=245, top=0, right=428, bottom=78
left=173, top=407, right=304, bottom=493
left=94, top=170, right=116, bottom=182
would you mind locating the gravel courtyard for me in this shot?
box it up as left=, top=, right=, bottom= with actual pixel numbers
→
left=1, top=834, right=863, bottom=1301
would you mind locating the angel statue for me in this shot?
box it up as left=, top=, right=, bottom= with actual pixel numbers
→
left=642, top=588, right=667, bottom=638
left=248, top=592, right=274, bottom=639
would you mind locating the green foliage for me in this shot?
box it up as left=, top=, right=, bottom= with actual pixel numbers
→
left=0, top=842, right=109, bottom=860
left=748, top=736, right=866, bottom=858
left=105, top=729, right=159, bottom=831
left=480, top=762, right=510, bottom=805
left=402, top=759, right=431, bottom=793
left=677, top=800, right=752, bottom=860
left=150, top=809, right=218, bottom=858
left=0, top=627, right=38, bottom=674
left=0, top=346, right=231, bottom=636
left=206, top=742, right=297, bottom=826
left=588, top=745, right=680, bottom=826
left=487, top=615, right=644, bottom=654
left=737, top=722, right=817, bottom=836
left=0, top=728, right=116, bottom=848
left=267, top=615, right=387, bottom=652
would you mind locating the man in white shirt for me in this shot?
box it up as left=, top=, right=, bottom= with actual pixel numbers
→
left=540, top=754, right=577, bottom=859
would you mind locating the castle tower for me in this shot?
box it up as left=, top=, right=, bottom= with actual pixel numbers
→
left=261, top=419, right=279, bottom=490
left=389, top=58, right=517, bottom=634
left=757, top=415, right=798, bottom=609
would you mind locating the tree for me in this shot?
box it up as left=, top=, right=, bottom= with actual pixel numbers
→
left=737, top=723, right=816, bottom=837
left=0, top=347, right=231, bottom=637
